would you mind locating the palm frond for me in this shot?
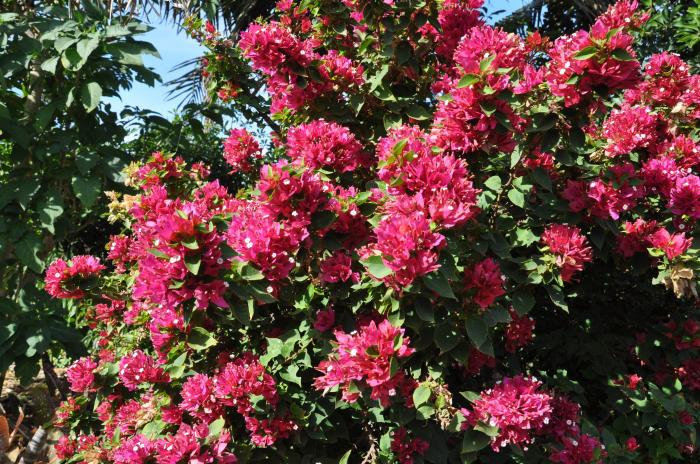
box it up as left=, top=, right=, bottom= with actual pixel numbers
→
left=496, top=0, right=614, bottom=36
left=164, top=56, right=207, bottom=108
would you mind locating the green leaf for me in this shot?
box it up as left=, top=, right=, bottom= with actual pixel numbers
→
left=422, top=271, right=456, bottom=299
left=142, top=420, right=166, bottom=440
left=547, top=286, right=569, bottom=312
left=167, top=352, right=188, bottom=379
left=149, top=248, right=170, bottom=259
left=61, top=46, right=85, bottom=70
left=434, top=322, right=461, bottom=353
left=54, top=37, right=78, bottom=53
left=416, top=404, right=435, bottom=419
left=457, top=74, right=480, bottom=88
left=611, top=48, right=635, bottom=61
left=373, top=84, right=396, bottom=101
left=484, top=175, right=502, bottom=192
left=413, top=384, right=431, bottom=407
left=368, top=63, right=390, bottom=91
left=479, top=101, right=496, bottom=116
left=311, top=210, right=336, bottom=229
left=35, top=102, right=57, bottom=131
left=280, top=364, right=302, bottom=387
left=508, top=188, right=526, bottom=207
left=406, top=104, right=432, bottom=121
left=514, top=228, right=539, bottom=247
left=383, top=113, right=402, bottom=131
left=412, top=298, right=433, bottom=325
left=0, top=319, right=17, bottom=347
left=527, top=114, right=557, bottom=133
left=348, top=94, right=364, bottom=116
left=80, top=82, right=102, bottom=112
left=395, top=41, right=412, bottom=65
left=479, top=54, right=496, bottom=72
left=38, top=191, right=64, bottom=234
left=184, top=254, right=201, bottom=275
left=511, top=290, right=535, bottom=315
left=569, top=126, right=586, bottom=149
left=361, top=255, right=392, bottom=279
left=40, top=56, right=59, bottom=74
left=188, top=327, right=217, bottom=351
left=71, top=176, right=101, bottom=208
left=76, top=36, right=100, bottom=61
left=462, top=429, right=491, bottom=453
left=475, top=422, right=499, bottom=437
left=14, top=357, right=40, bottom=386
left=240, top=265, right=264, bottom=281
left=25, top=333, right=47, bottom=358
left=510, top=149, right=522, bottom=169
left=16, top=233, right=44, bottom=273
left=532, top=167, right=552, bottom=191
left=460, top=391, right=480, bottom=403
left=573, top=46, right=598, bottom=60
left=75, top=151, right=99, bottom=175
left=181, top=237, right=199, bottom=250
left=107, top=40, right=160, bottom=66
left=105, top=24, right=132, bottom=37
left=339, top=450, right=352, bottom=464
left=465, top=315, right=488, bottom=349
left=541, top=130, right=560, bottom=152
left=207, top=417, right=226, bottom=443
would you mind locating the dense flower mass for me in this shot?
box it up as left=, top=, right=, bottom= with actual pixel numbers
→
left=49, top=0, right=700, bottom=462
left=45, top=255, right=105, bottom=299
left=467, top=376, right=554, bottom=450
left=368, top=210, right=446, bottom=288
left=504, top=309, right=535, bottom=353
left=391, top=428, right=430, bottom=464
left=541, top=224, right=593, bottom=282
left=66, top=357, right=98, bottom=393
left=463, top=258, right=506, bottom=309
left=223, top=128, right=261, bottom=173
left=285, top=120, right=366, bottom=172
left=314, top=319, right=415, bottom=406
left=118, top=350, right=169, bottom=391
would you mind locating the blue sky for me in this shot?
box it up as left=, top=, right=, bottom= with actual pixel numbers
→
left=113, top=0, right=524, bottom=116
left=107, top=19, right=204, bottom=116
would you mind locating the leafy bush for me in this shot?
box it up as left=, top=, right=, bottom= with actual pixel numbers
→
left=48, top=1, right=700, bottom=463
left=0, top=6, right=159, bottom=384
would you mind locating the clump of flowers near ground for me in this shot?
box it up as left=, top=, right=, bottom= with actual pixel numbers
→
left=48, top=0, right=700, bottom=462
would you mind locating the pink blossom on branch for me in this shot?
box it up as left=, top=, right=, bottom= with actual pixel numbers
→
left=463, top=257, right=506, bottom=309
left=466, top=376, right=554, bottom=451
left=542, top=224, right=593, bottom=282
left=45, top=255, right=105, bottom=299
left=65, top=357, right=99, bottom=393
left=223, top=128, right=262, bottom=173
left=286, top=120, right=366, bottom=173
left=314, top=319, right=415, bottom=406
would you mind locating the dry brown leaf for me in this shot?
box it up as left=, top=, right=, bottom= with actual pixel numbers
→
left=0, top=414, right=9, bottom=451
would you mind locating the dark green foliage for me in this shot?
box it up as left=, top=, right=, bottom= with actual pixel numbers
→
left=0, top=5, right=159, bottom=383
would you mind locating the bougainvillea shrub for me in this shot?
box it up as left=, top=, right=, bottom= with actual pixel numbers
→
left=48, top=1, right=700, bottom=462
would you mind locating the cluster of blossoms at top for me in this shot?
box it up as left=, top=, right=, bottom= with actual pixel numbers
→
left=43, top=0, right=700, bottom=462
left=237, top=19, right=364, bottom=113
